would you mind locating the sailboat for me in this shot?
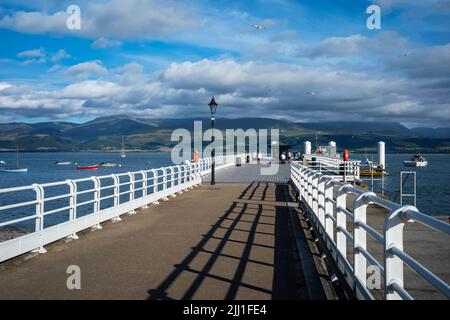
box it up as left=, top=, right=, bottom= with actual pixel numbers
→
left=0, top=143, right=28, bottom=173
left=120, top=136, right=126, bottom=158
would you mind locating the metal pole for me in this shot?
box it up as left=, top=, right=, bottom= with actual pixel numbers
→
left=211, top=116, right=216, bottom=185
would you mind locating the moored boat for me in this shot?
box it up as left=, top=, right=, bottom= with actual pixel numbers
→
left=404, top=154, right=428, bottom=167
left=0, top=167, right=28, bottom=173
left=55, top=161, right=72, bottom=165
left=120, top=136, right=126, bottom=158
left=101, top=162, right=122, bottom=168
left=0, top=143, right=28, bottom=173
left=76, top=164, right=101, bottom=171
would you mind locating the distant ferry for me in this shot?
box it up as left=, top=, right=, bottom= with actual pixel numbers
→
left=404, top=154, right=428, bottom=167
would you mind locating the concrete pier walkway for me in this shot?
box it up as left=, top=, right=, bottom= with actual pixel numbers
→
left=0, top=167, right=331, bottom=300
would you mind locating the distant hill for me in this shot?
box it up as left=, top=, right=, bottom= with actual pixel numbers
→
left=411, top=127, right=450, bottom=139
left=300, top=121, right=412, bottom=135
left=0, top=116, right=449, bottom=153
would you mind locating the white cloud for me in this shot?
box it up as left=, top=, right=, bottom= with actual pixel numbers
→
left=56, top=80, right=120, bottom=99
left=300, top=32, right=409, bottom=58
left=16, top=47, right=46, bottom=58
left=50, top=49, right=71, bottom=62
left=0, top=0, right=197, bottom=39
left=91, top=37, right=122, bottom=49
left=67, top=61, right=108, bottom=78
left=2, top=58, right=449, bottom=126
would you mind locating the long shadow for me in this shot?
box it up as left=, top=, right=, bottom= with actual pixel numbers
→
left=147, top=181, right=303, bottom=300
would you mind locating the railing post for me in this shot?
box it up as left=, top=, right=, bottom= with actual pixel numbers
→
left=312, top=173, right=321, bottom=231
left=92, top=176, right=104, bottom=227
left=324, top=180, right=335, bottom=244
left=32, top=184, right=47, bottom=254
left=66, top=179, right=79, bottom=240
left=127, top=173, right=136, bottom=215
left=140, top=170, right=149, bottom=209
left=150, top=169, right=160, bottom=205
left=307, top=171, right=313, bottom=208
left=384, top=206, right=411, bottom=300
left=336, top=184, right=351, bottom=259
left=169, top=167, right=177, bottom=198
left=162, top=168, right=169, bottom=200
left=300, top=167, right=307, bottom=202
left=176, top=166, right=184, bottom=194
left=353, top=192, right=376, bottom=292
left=111, top=174, right=121, bottom=222
left=318, top=176, right=326, bottom=232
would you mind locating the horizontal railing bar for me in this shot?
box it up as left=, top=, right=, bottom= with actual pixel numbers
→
left=0, top=200, right=39, bottom=211
left=337, top=205, right=353, bottom=220
left=388, top=281, right=414, bottom=300
left=336, top=226, right=353, bottom=241
left=355, top=245, right=384, bottom=273
left=355, top=220, right=384, bottom=244
left=99, top=194, right=116, bottom=201
left=0, top=214, right=38, bottom=227
left=404, top=209, right=450, bottom=234
left=43, top=205, right=72, bottom=216
left=389, top=246, right=450, bottom=298
left=43, top=194, right=71, bottom=202
left=0, top=185, right=36, bottom=193
left=76, top=189, right=96, bottom=195
left=76, top=199, right=96, bottom=207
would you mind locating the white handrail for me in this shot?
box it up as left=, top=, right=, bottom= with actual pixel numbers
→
left=0, top=155, right=239, bottom=263
left=290, top=161, right=450, bottom=300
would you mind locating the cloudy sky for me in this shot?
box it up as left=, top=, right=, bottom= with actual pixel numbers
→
left=0, top=0, right=449, bottom=127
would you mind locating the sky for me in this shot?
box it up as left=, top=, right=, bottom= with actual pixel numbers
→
left=0, top=0, right=449, bottom=127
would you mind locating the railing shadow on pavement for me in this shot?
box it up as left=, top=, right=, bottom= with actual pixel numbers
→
left=147, top=181, right=304, bottom=300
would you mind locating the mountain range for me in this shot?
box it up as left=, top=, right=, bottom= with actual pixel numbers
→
left=1, top=115, right=449, bottom=153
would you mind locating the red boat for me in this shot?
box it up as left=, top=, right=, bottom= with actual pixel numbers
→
left=76, top=164, right=101, bottom=171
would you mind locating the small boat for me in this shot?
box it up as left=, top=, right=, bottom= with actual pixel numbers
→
left=360, top=167, right=388, bottom=177
left=55, top=161, right=72, bottom=165
left=404, top=154, right=428, bottom=167
left=0, top=160, right=5, bottom=165
left=101, top=162, right=122, bottom=168
left=120, top=136, right=126, bottom=158
left=76, top=164, right=101, bottom=171
left=0, top=143, right=28, bottom=173
left=0, top=168, right=28, bottom=173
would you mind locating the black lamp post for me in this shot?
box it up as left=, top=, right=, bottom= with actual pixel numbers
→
left=208, top=96, right=218, bottom=185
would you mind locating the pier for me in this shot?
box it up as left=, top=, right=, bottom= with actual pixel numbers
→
left=0, top=156, right=449, bottom=300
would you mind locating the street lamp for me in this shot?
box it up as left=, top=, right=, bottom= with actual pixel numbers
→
left=208, top=96, right=218, bottom=185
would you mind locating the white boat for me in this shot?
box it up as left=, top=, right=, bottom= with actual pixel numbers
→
left=404, top=154, right=428, bottom=167
left=0, top=143, right=28, bottom=173
left=101, top=162, right=122, bottom=168
left=120, top=136, right=126, bottom=158
left=55, top=161, right=72, bottom=165
left=0, top=160, right=5, bottom=165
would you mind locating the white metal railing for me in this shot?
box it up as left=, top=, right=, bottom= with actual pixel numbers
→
left=290, top=161, right=450, bottom=300
left=305, top=156, right=360, bottom=181
left=0, top=155, right=237, bottom=263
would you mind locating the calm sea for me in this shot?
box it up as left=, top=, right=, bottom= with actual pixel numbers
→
left=0, top=152, right=172, bottom=188
left=351, top=154, right=450, bottom=216
left=0, top=153, right=449, bottom=231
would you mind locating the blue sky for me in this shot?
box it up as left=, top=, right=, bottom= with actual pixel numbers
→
left=0, top=0, right=449, bottom=127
